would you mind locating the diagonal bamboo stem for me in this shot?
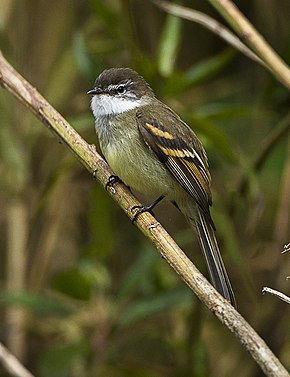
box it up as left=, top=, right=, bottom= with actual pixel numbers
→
left=0, top=342, right=35, bottom=377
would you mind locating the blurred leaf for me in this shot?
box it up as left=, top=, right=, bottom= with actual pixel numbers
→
left=73, top=32, right=95, bottom=78
left=38, top=340, right=89, bottom=377
left=237, top=152, right=260, bottom=200
left=89, top=0, right=125, bottom=62
left=52, top=260, right=110, bottom=300
left=45, top=47, right=79, bottom=107
left=107, top=334, right=174, bottom=376
left=87, top=184, right=115, bottom=258
left=194, top=102, right=252, bottom=120
left=158, top=12, right=182, bottom=77
left=117, top=249, right=158, bottom=300
left=185, top=49, right=235, bottom=87
left=68, top=113, right=94, bottom=133
left=118, top=287, right=193, bottom=326
left=0, top=291, right=75, bottom=316
left=53, top=268, right=92, bottom=300
left=212, top=204, right=253, bottom=289
left=90, top=0, right=118, bottom=28
left=186, top=114, right=238, bottom=162
left=0, top=94, right=29, bottom=191
left=165, top=49, right=235, bottom=95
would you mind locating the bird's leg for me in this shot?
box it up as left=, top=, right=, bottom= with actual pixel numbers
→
left=131, top=195, right=165, bottom=223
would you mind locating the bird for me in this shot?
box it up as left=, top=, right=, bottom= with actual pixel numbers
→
left=88, top=68, right=236, bottom=307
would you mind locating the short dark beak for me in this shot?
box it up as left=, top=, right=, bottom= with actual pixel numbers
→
left=87, top=87, right=102, bottom=95
left=87, top=88, right=97, bottom=95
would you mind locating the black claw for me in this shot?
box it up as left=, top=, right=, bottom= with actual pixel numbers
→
left=131, top=195, right=165, bottom=224
left=106, top=175, right=122, bottom=190
left=131, top=205, right=155, bottom=224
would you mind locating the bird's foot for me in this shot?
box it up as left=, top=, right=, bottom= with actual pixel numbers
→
left=131, top=195, right=165, bottom=223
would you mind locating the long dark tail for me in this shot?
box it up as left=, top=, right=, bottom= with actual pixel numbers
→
left=195, top=208, right=236, bottom=308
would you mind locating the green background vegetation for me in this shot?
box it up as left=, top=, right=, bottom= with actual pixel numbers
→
left=0, top=1, right=289, bottom=376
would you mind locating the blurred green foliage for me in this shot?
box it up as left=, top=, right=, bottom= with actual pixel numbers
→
left=0, top=0, right=289, bottom=376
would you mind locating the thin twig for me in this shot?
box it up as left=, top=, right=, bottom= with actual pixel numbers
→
left=0, top=342, right=35, bottom=377
left=282, top=243, right=290, bottom=254
left=207, top=0, right=290, bottom=90
left=262, top=287, right=290, bottom=305
left=0, top=51, right=289, bottom=377
left=152, top=0, right=265, bottom=67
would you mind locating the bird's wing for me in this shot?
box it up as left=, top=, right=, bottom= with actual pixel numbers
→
left=136, top=108, right=212, bottom=219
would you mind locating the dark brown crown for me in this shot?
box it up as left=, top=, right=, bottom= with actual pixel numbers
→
left=93, top=68, right=154, bottom=98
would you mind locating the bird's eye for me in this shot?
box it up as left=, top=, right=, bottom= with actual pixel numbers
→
left=117, top=85, right=126, bottom=94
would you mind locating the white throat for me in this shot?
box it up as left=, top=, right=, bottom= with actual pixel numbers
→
left=91, top=94, right=147, bottom=118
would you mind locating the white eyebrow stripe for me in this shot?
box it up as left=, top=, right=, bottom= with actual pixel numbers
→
left=107, top=80, right=134, bottom=92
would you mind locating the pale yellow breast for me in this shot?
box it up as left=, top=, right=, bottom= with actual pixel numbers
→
left=103, top=136, right=175, bottom=198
